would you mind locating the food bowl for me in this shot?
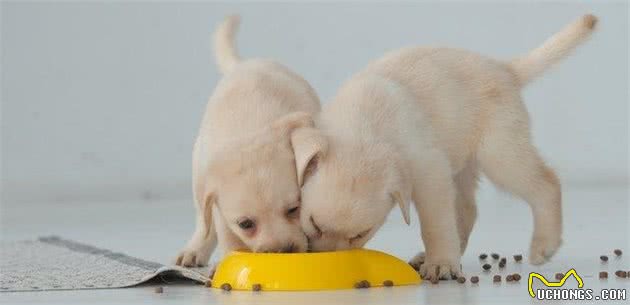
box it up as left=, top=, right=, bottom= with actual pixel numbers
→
left=210, top=249, right=421, bottom=291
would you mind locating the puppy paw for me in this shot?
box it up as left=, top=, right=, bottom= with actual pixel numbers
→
left=408, top=252, right=425, bottom=271
left=419, top=256, right=462, bottom=281
left=529, top=234, right=562, bottom=265
left=175, top=247, right=211, bottom=267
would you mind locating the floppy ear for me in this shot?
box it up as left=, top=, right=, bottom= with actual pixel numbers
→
left=271, top=111, right=314, bottom=137
left=201, top=192, right=216, bottom=238
left=290, top=127, right=327, bottom=186
left=193, top=169, right=217, bottom=238
left=391, top=191, right=411, bottom=225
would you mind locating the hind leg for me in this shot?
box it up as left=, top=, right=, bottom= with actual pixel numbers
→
left=478, top=103, right=562, bottom=265
left=454, top=161, right=479, bottom=255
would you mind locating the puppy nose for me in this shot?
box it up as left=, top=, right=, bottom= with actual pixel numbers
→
left=258, top=243, right=296, bottom=253
left=280, top=243, right=296, bottom=253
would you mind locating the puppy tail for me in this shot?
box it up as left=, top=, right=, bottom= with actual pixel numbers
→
left=213, top=15, right=241, bottom=74
left=509, top=14, right=597, bottom=86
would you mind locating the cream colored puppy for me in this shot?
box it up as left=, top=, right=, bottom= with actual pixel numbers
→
left=175, top=16, right=320, bottom=267
left=296, top=15, right=597, bottom=280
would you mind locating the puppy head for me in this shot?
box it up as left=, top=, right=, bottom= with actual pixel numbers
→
left=297, top=141, right=411, bottom=251
left=199, top=112, right=320, bottom=253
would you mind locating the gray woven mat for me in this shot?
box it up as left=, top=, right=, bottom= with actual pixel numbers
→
left=0, top=236, right=209, bottom=292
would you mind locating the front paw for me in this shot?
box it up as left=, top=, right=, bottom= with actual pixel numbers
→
left=418, top=255, right=462, bottom=281
left=175, top=246, right=211, bottom=267
left=529, top=233, right=562, bottom=265
left=408, top=252, right=425, bottom=271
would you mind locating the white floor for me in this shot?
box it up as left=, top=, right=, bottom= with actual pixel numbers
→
left=2, top=182, right=629, bottom=304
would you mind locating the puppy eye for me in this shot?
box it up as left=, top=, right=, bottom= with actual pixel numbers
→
left=310, top=215, right=322, bottom=237
left=349, top=229, right=371, bottom=243
left=286, top=206, right=300, bottom=218
left=237, top=218, right=255, bottom=230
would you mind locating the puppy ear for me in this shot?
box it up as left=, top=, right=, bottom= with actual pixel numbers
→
left=290, top=127, right=327, bottom=187
left=271, top=111, right=314, bottom=137
left=194, top=172, right=217, bottom=238
left=202, top=192, right=216, bottom=238
left=391, top=191, right=411, bottom=225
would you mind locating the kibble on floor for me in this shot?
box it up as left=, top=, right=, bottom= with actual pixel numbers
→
left=354, top=280, right=371, bottom=289
left=479, top=253, right=487, bottom=260
left=615, top=270, right=628, bottom=278
left=512, top=273, right=521, bottom=281
left=383, top=280, right=394, bottom=287
left=600, top=255, right=609, bottom=262
left=220, top=283, right=232, bottom=291
left=506, top=275, right=513, bottom=282
left=470, top=276, right=479, bottom=284
left=491, top=253, right=500, bottom=260
left=457, top=277, right=466, bottom=284
left=599, top=271, right=608, bottom=279
left=493, top=275, right=501, bottom=283
left=513, top=254, right=523, bottom=262
left=482, top=263, right=491, bottom=271
left=555, top=273, right=564, bottom=280
left=252, top=284, right=262, bottom=291
left=204, top=281, right=211, bottom=287
left=613, top=249, right=623, bottom=256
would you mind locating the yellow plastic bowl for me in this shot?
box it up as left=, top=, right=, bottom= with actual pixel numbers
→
left=211, top=249, right=421, bottom=291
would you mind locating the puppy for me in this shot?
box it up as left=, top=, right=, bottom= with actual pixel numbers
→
left=295, top=15, right=597, bottom=280
left=175, top=16, right=320, bottom=267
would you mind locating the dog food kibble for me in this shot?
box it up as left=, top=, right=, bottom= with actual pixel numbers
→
left=491, top=253, right=500, bottom=260
left=482, top=263, right=491, bottom=271
left=506, top=275, right=513, bottom=282
left=614, top=249, right=623, bottom=256
left=600, top=255, right=609, bottom=262
left=204, top=281, right=212, bottom=287
left=479, top=253, right=488, bottom=260
left=470, top=276, right=479, bottom=284
left=512, top=273, right=521, bottom=281
left=615, top=270, right=628, bottom=278
left=493, top=275, right=501, bottom=283
left=513, top=254, right=523, bottom=262
left=555, top=273, right=564, bottom=280
left=457, top=277, right=466, bottom=284
left=220, top=283, right=232, bottom=291
left=252, top=284, right=262, bottom=291
left=383, top=280, right=394, bottom=287
left=154, top=287, right=163, bottom=294
left=599, top=271, right=608, bottom=279
left=354, top=280, right=370, bottom=289
left=499, top=260, right=506, bottom=268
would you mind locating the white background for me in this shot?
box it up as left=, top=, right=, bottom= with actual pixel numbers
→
left=1, top=1, right=627, bottom=205
left=1, top=2, right=628, bottom=305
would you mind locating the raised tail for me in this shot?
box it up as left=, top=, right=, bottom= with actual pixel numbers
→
left=510, top=14, right=597, bottom=86
left=213, top=15, right=241, bottom=74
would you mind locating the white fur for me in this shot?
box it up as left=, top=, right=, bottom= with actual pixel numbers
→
left=296, top=15, right=597, bottom=280
left=175, top=16, right=320, bottom=267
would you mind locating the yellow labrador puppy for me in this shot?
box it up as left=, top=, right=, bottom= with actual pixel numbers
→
left=295, top=15, right=597, bottom=280
left=175, top=16, right=320, bottom=267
